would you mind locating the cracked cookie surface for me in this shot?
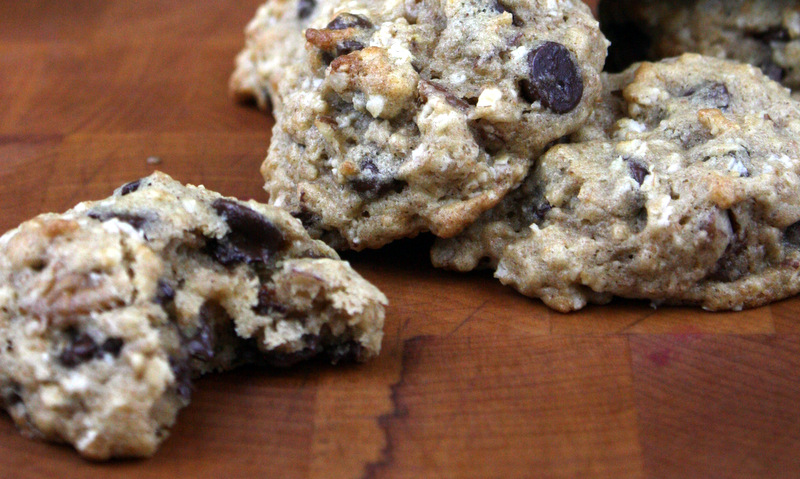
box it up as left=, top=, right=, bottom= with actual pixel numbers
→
left=601, top=0, right=800, bottom=91
left=232, top=0, right=607, bottom=249
left=0, top=172, right=386, bottom=459
left=432, top=54, right=800, bottom=312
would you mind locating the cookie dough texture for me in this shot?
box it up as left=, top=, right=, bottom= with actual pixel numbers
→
left=0, top=172, right=386, bottom=459
left=432, top=54, right=800, bottom=312
left=601, top=0, right=800, bottom=90
left=232, top=0, right=607, bottom=249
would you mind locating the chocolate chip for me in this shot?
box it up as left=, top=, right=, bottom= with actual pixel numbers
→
left=681, top=82, right=730, bottom=110
left=784, top=221, right=800, bottom=248
left=264, top=334, right=323, bottom=368
left=627, top=158, right=649, bottom=185
left=350, top=160, right=407, bottom=197
left=87, top=211, right=149, bottom=231
left=326, top=13, right=372, bottom=30
left=253, top=286, right=289, bottom=316
left=297, top=0, right=316, bottom=19
left=748, top=27, right=791, bottom=43
left=184, top=301, right=226, bottom=362
left=350, top=177, right=377, bottom=194
left=209, top=199, right=287, bottom=266
left=532, top=201, right=552, bottom=223
left=709, top=211, right=746, bottom=282
left=320, top=51, right=336, bottom=65
left=520, top=42, right=583, bottom=114
left=2, top=382, right=22, bottom=407
left=759, top=61, right=786, bottom=82
left=169, top=357, right=193, bottom=401
left=185, top=323, right=214, bottom=362
left=120, top=179, right=142, bottom=196
left=154, top=279, right=175, bottom=305
left=59, top=332, right=99, bottom=367
left=292, top=205, right=320, bottom=230
left=335, top=39, right=365, bottom=57
left=100, top=337, right=124, bottom=357
left=326, top=340, right=367, bottom=364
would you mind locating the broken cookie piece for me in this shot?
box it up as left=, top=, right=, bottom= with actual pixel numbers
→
left=0, top=172, right=386, bottom=459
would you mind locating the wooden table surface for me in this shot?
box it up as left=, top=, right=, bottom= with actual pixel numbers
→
left=2, top=1, right=800, bottom=478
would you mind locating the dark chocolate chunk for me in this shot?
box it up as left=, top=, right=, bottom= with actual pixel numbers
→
left=59, top=332, right=99, bottom=367
left=326, top=13, right=372, bottom=30
left=100, top=337, right=124, bottom=357
left=185, top=322, right=214, bottom=362
left=209, top=199, right=287, bottom=265
left=2, top=382, right=22, bottom=407
left=120, top=179, right=142, bottom=196
left=784, top=221, right=800, bottom=248
left=335, top=39, right=365, bottom=57
left=709, top=211, right=746, bottom=282
left=627, top=158, right=649, bottom=185
left=297, top=0, right=316, bottom=19
left=748, top=27, right=791, bottom=44
left=759, top=61, right=786, bottom=83
left=253, top=286, right=289, bottom=316
left=325, top=340, right=367, bottom=364
left=531, top=201, right=552, bottom=223
left=184, top=301, right=226, bottom=362
left=87, top=211, right=150, bottom=231
left=264, top=334, right=323, bottom=368
left=321, top=51, right=336, bottom=66
left=292, top=204, right=320, bottom=230
left=154, top=279, right=175, bottom=305
left=350, top=160, right=407, bottom=197
left=520, top=42, right=583, bottom=113
left=169, top=357, right=193, bottom=401
left=681, top=82, right=730, bottom=110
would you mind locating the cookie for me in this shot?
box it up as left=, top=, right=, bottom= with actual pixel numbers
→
left=0, top=172, right=386, bottom=459
left=601, top=0, right=800, bottom=90
left=432, top=54, right=800, bottom=312
left=230, top=0, right=319, bottom=110
left=232, top=0, right=607, bottom=249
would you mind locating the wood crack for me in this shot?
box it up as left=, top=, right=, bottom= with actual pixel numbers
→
left=359, top=335, right=428, bottom=479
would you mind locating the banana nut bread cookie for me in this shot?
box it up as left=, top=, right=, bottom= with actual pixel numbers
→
left=0, top=172, right=386, bottom=459
left=432, top=54, right=800, bottom=312
left=601, top=0, right=800, bottom=89
left=231, top=0, right=607, bottom=249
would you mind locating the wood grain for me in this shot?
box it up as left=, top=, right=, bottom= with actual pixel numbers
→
left=2, top=1, right=800, bottom=478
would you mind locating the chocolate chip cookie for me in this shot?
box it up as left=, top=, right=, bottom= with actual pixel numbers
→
left=432, top=54, right=800, bottom=312
left=0, top=172, right=386, bottom=459
left=232, top=0, right=607, bottom=249
left=601, top=0, right=800, bottom=90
